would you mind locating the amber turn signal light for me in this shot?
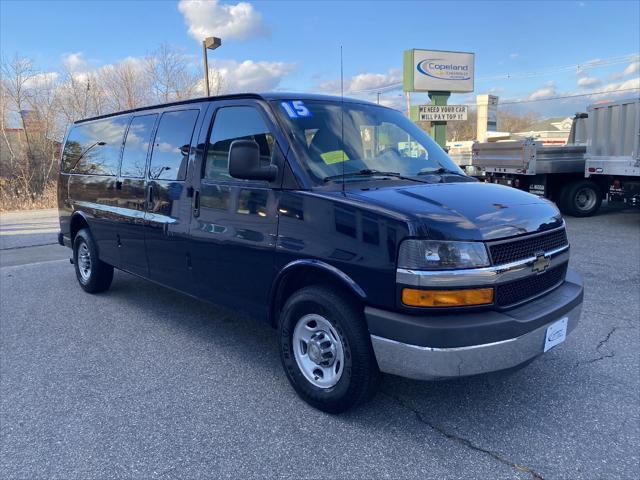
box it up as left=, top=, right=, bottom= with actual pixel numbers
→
left=402, top=287, right=494, bottom=307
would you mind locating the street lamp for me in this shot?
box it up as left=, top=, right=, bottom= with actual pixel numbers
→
left=202, top=36, right=222, bottom=97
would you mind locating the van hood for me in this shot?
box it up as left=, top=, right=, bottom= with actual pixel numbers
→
left=346, top=182, right=563, bottom=241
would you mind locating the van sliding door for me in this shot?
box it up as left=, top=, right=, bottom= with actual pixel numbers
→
left=144, top=108, right=201, bottom=290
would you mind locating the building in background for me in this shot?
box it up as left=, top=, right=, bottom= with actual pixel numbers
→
left=512, top=116, right=574, bottom=145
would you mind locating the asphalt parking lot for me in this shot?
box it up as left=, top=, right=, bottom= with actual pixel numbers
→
left=1, top=205, right=638, bottom=479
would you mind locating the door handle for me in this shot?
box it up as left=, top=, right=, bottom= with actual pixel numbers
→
left=147, top=185, right=153, bottom=208
left=193, top=190, right=200, bottom=217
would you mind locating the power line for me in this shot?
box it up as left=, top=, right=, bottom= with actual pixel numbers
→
left=348, top=52, right=639, bottom=94
left=472, top=87, right=640, bottom=106
left=478, top=53, right=638, bottom=81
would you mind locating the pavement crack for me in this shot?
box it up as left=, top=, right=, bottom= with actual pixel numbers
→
left=381, top=391, right=544, bottom=480
left=575, top=326, right=629, bottom=366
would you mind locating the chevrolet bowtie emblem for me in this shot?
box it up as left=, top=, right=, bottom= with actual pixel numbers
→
left=532, top=253, right=551, bottom=274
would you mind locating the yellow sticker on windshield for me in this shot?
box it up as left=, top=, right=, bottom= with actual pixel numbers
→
left=321, top=150, right=349, bottom=165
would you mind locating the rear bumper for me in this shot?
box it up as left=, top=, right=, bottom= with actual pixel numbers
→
left=366, top=268, right=583, bottom=380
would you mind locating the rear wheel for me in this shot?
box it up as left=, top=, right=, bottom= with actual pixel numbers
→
left=73, top=228, right=114, bottom=293
left=558, top=180, right=602, bottom=217
left=278, top=285, right=380, bottom=413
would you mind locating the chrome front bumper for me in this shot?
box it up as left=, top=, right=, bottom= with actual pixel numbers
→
left=370, top=299, right=582, bottom=381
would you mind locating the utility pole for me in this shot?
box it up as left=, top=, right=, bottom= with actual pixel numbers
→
left=428, top=91, right=450, bottom=148
left=202, top=37, right=222, bottom=97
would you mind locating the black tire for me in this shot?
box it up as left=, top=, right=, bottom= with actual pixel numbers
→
left=558, top=180, right=602, bottom=217
left=73, top=228, right=114, bottom=293
left=278, top=285, right=380, bottom=413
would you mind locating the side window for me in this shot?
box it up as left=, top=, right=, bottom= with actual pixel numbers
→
left=149, top=109, right=199, bottom=181
left=205, top=106, right=274, bottom=181
left=62, top=117, right=129, bottom=175
left=120, top=114, right=157, bottom=178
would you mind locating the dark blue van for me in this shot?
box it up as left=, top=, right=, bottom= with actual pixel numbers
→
left=57, top=93, right=583, bottom=412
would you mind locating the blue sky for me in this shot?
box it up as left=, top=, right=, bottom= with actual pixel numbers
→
left=1, top=0, right=639, bottom=116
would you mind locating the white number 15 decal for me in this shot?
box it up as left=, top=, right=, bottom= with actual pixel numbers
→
left=281, top=100, right=311, bottom=118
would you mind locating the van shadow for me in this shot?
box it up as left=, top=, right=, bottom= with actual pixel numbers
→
left=105, top=270, right=584, bottom=442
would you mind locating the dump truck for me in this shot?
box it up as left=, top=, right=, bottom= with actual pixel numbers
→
left=584, top=97, right=640, bottom=208
left=472, top=112, right=596, bottom=215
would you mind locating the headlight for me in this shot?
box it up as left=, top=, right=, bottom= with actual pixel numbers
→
left=398, top=240, right=490, bottom=270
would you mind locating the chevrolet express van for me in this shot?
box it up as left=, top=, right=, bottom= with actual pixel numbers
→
left=57, top=93, right=583, bottom=413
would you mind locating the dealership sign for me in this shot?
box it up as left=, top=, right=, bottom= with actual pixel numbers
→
left=404, top=49, right=475, bottom=93
left=418, top=105, right=468, bottom=121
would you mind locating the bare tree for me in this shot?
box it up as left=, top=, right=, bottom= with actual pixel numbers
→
left=1, top=54, right=38, bottom=195
left=498, top=109, right=539, bottom=133
left=98, top=59, right=151, bottom=111
left=1, top=53, right=65, bottom=206
left=1, top=43, right=229, bottom=210
left=447, top=110, right=478, bottom=142
left=208, top=68, right=226, bottom=96
left=145, top=44, right=200, bottom=102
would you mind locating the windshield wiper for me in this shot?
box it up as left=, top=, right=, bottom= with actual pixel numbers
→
left=323, top=169, right=407, bottom=182
left=417, top=166, right=467, bottom=177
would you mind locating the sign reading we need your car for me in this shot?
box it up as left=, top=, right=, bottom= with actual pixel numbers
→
left=418, top=105, right=468, bottom=121
left=403, top=49, right=475, bottom=93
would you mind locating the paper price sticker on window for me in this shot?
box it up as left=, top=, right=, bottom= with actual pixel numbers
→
left=281, top=101, right=312, bottom=118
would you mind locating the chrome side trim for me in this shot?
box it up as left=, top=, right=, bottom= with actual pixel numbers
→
left=371, top=302, right=582, bottom=380
left=396, top=245, right=569, bottom=288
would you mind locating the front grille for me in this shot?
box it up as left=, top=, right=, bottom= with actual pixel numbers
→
left=489, top=228, right=568, bottom=265
left=495, top=262, right=568, bottom=307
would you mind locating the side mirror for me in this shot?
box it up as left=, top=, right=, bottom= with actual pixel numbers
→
left=228, top=139, right=278, bottom=182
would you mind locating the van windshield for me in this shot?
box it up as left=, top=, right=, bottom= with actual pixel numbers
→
left=271, top=100, right=463, bottom=184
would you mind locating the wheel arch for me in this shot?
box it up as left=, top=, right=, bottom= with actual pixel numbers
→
left=69, top=211, right=90, bottom=243
left=269, top=259, right=367, bottom=327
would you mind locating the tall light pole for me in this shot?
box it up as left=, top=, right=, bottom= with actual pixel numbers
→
left=202, top=36, right=222, bottom=97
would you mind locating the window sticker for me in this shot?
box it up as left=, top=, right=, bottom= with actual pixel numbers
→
left=281, top=101, right=312, bottom=118
left=320, top=150, right=349, bottom=165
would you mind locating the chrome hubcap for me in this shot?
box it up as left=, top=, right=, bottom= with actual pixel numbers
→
left=575, top=187, right=596, bottom=211
left=77, top=242, right=92, bottom=281
left=292, top=314, right=344, bottom=389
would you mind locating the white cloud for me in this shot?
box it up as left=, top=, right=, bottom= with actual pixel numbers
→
left=610, top=61, right=639, bottom=80
left=577, top=76, right=601, bottom=88
left=61, top=52, right=86, bottom=72
left=623, top=61, right=639, bottom=77
left=526, top=81, right=557, bottom=100
left=212, top=59, right=294, bottom=92
left=598, top=76, right=640, bottom=93
left=178, top=0, right=268, bottom=42
left=319, top=69, right=402, bottom=94
left=509, top=53, right=519, bottom=59
left=24, top=71, right=60, bottom=88
left=377, top=95, right=405, bottom=110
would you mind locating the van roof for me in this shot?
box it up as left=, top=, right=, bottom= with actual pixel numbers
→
left=74, top=92, right=380, bottom=124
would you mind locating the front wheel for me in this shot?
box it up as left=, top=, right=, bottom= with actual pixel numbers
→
left=558, top=180, right=602, bottom=217
left=73, top=228, right=114, bottom=293
left=278, top=285, right=380, bottom=413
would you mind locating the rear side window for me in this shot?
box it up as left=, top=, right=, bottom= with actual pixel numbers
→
left=205, top=106, right=274, bottom=181
left=62, top=117, right=129, bottom=175
left=149, top=110, right=199, bottom=181
left=120, top=114, right=157, bottom=178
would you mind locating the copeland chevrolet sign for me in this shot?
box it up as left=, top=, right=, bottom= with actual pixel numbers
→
left=404, top=49, right=475, bottom=93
